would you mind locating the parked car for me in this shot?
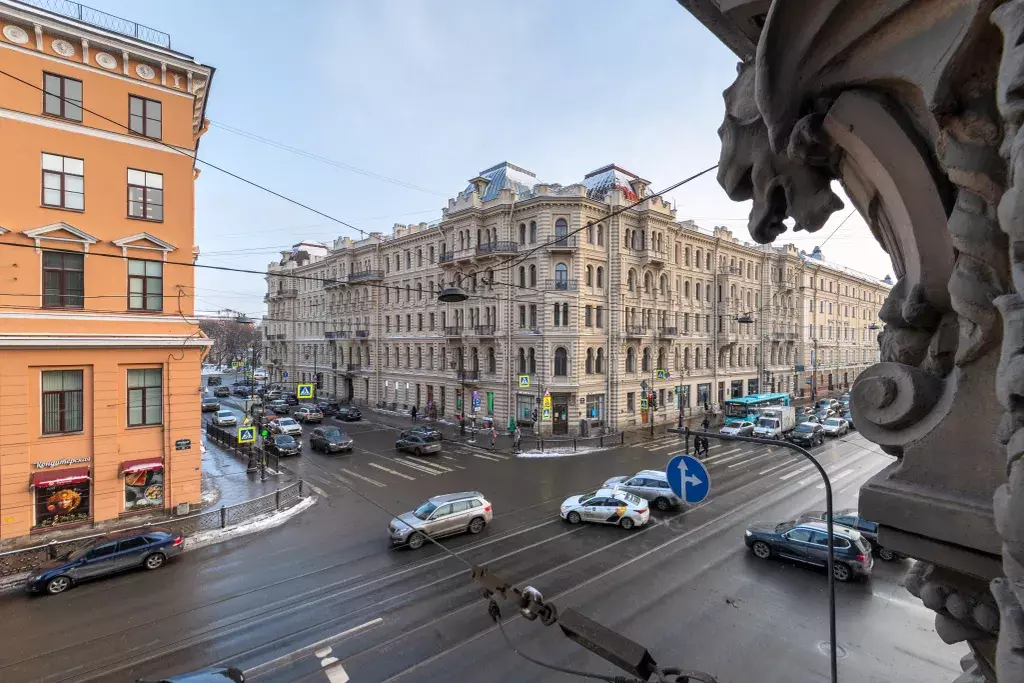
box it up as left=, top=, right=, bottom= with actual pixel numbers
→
left=388, top=491, right=493, bottom=549
left=212, top=410, right=237, bottom=427
left=821, top=417, right=849, bottom=437
left=316, top=400, right=340, bottom=417
left=720, top=420, right=755, bottom=437
left=232, top=385, right=250, bottom=397
left=26, top=528, right=183, bottom=595
left=267, top=399, right=290, bottom=415
left=788, top=422, right=824, bottom=447
left=310, top=426, right=353, bottom=453
left=138, top=667, right=245, bottom=683
left=271, top=417, right=303, bottom=436
left=265, top=434, right=301, bottom=457
left=336, top=405, right=362, bottom=421
left=201, top=398, right=221, bottom=413
left=293, top=406, right=324, bottom=423
left=206, top=376, right=221, bottom=386
left=560, top=488, right=650, bottom=530
left=603, top=469, right=682, bottom=510
left=744, top=519, right=873, bottom=581
left=253, top=369, right=267, bottom=380
left=401, top=425, right=443, bottom=441
left=213, top=386, right=230, bottom=398
left=396, top=433, right=442, bottom=455
left=799, top=508, right=902, bottom=561
left=284, top=394, right=299, bottom=406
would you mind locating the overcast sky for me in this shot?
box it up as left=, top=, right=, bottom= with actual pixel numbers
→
left=87, top=0, right=891, bottom=317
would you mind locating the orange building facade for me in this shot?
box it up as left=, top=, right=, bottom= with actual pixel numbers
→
left=0, top=2, right=213, bottom=542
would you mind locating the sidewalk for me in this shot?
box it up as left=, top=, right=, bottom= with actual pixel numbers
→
left=201, top=430, right=295, bottom=508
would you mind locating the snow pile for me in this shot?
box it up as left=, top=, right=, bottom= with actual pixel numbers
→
left=200, top=486, right=219, bottom=507
left=184, top=495, right=317, bottom=551
left=516, top=445, right=607, bottom=458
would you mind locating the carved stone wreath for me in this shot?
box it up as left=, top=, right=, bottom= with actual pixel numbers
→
left=50, top=39, right=74, bottom=58
left=2, top=24, right=29, bottom=44
left=94, top=51, right=117, bottom=70
left=135, top=63, right=155, bottom=80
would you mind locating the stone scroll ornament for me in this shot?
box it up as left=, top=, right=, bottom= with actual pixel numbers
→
left=713, top=1, right=1022, bottom=680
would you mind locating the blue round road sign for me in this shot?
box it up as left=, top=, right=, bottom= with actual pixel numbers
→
left=666, top=454, right=710, bottom=504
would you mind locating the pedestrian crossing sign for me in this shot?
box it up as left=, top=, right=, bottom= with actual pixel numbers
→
left=640, top=398, right=649, bottom=409
left=518, top=375, right=530, bottom=388
left=296, top=383, right=314, bottom=399
left=656, top=369, right=668, bottom=380
left=237, top=426, right=256, bottom=444
left=542, top=408, right=551, bottom=420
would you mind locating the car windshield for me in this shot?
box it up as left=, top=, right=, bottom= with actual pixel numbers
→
left=756, top=418, right=778, bottom=428
left=322, top=428, right=343, bottom=439
left=775, top=521, right=797, bottom=533
left=275, top=435, right=295, bottom=446
left=413, top=501, right=437, bottom=520
left=825, top=418, right=843, bottom=426
left=216, top=411, right=232, bottom=418
left=577, top=490, right=598, bottom=503
left=279, top=418, right=297, bottom=425
left=795, top=424, right=814, bottom=433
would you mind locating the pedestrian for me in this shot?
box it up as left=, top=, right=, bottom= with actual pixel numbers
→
left=702, top=436, right=710, bottom=458
left=701, top=416, right=710, bottom=432
left=490, top=427, right=497, bottom=450
left=513, top=426, right=522, bottom=454
left=459, top=415, right=466, bottom=437
left=411, top=405, right=418, bottom=422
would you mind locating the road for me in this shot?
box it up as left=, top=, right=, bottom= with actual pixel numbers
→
left=0, top=376, right=961, bottom=683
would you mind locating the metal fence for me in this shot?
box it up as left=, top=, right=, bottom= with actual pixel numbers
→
left=520, top=432, right=625, bottom=453
left=18, top=0, right=172, bottom=47
left=0, top=480, right=305, bottom=578
left=204, top=423, right=280, bottom=474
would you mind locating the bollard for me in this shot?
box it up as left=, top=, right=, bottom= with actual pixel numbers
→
left=600, top=435, right=604, bottom=447
left=299, top=480, right=304, bottom=496
left=573, top=438, right=577, bottom=452
left=275, top=488, right=281, bottom=510
left=621, top=432, right=625, bottom=444
left=220, top=506, right=227, bottom=529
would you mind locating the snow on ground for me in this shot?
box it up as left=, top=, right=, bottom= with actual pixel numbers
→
left=516, top=445, right=608, bottom=458
left=184, top=495, right=317, bottom=551
left=201, top=485, right=220, bottom=507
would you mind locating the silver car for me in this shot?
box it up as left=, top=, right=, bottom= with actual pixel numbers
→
left=720, top=420, right=755, bottom=436
left=389, top=491, right=493, bottom=549
left=560, top=488, right=650, bottom=529
left=211, top=410, right=236, bottom=427
left=821, top=417, right=849, bottom=437
left=272, top=417, right=303, bottom=436
left=604, top=469, right=682, bottom=511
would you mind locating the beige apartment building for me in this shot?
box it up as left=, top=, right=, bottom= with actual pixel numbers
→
left=263, top=162, right=889, bottom=435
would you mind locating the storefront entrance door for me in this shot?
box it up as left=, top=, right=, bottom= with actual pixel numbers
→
left=552, top=395, right=569, bottom=435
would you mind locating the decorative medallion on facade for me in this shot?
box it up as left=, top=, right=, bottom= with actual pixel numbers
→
left=50, top=39, right=75, bottom=57
left=94, top=51, right=117, bottom=70
left=2, top=24, right=29, bottom=44
left=135, top=63, right=155, bottom=80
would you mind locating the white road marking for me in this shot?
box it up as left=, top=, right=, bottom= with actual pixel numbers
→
left=325, top=662, right=349, bottom=683
left=707, top=449, right=761, bottom=466
left=780, top=463, right=813, bottom=480
left=816, top=468, right=856, bottom=489
left=389, top=458, right=443, bottom=475
left=338, top=469, right=385, bottom=488
left=701, top=447, right=742, bottom=463
left=402, top=457, right=453, bottom=472
left=367, top=462, right=415, bottom=480
left=758, top=461, right=794, bottom=475
left=243, top=618, right=381, bottom=679
left=305, top=482, right=330, bottom=497
left=464, top=451, right=501, bottom=462
left=645, top=440, right=681, bottom=451
left=727, top=451, right=776, bottom=468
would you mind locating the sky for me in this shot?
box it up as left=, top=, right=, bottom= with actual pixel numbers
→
left=82, top=0, right=892, bottom=317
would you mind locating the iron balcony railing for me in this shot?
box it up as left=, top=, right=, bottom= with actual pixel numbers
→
left=346, top=364, right=360, bottom=372
left=624, top=325, right=647, bottom=336
left=439, top=252, right=456, bottom=264
left=543, top=279, right=579, bottom=291
left=547, top=235, right=577, bottom=249
left=457, top=369, right=480, bottom=382
left=475, top=241, right=518, bottom=256
left=348, top=270, right=384, bottom=283
left=22, top=0, right=172, bottom=48
left=473, top=324, right=497, bottom=336
left=444, top=326, right=463, bottom=336
left=355, top=329, right=370, bottom=338
left=658, top=326, right=678, bottom=337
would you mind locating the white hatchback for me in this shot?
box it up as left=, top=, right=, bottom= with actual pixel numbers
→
left=272, top=417, right=303, bottom=436
left=560, top=488, right=650, bottom=530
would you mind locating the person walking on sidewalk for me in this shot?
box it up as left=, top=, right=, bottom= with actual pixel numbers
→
left=411, top=405, right=418, bottom=422
left=513, top=426, right=522, bottom=454
left=701, top=415, right=710, bottom=432
left=490, top=427, right=497, bottom=450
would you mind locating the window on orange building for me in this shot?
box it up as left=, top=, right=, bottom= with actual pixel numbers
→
left=127, top=169, right=163, bottom=221
left=43, top=72, right=82, bottom=121
left=128, top=368, right=162, bottom=427
left=42, top=153, right=84, bottom=210
left=42, top=370, right=84, bottom=434
left=129, top=95, right=161, bottom=139
left=42, top=251, right=84, bottom=308
left=128, top=259, right=163, bottom=311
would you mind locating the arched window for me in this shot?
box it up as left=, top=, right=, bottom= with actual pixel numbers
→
left=529, top=264, right=537, bottom=287
left=519, top=223, right=526, bottom=245
left=627, top=270, right=636, bottom=291
left=587, top=224, right=594, bottom=244
left=706, top=253, right=712, bottom=270
left=528, top=348, right=536, bottom=374
left=706, top=283, right=712, bottom=301
left=657, top=347, right=666, bottom=370
left=695, top=249, right=702, bottom=268
left=644, top=272, right=652, bottom=292
left=471, top=347, right=479, bottom=371
left=518, top=348, right=526, bottom=374
left=487, top=348, right=496, bottom=374
left=659, top=274, right=668, bottom=293
left=693, top=347, right=700, bottom=369
left=675, top=244, right=681, bottom=263
left=554, top=347, right=568, bottom=376
left=417, top=347, right=423, bottom=368
left=597, top=224, right=604, bottom=246
left=477, top=229, right=482, bottom=247
left=625, top=231, right=631, bottom=249
left=529, top=221, right=537, bottom=243
left=585, top=265, right=593, bottom=287
left=555, top=218, right=568, bottom=239
left=519, top=266, right=526, bottom=288
left=585, top=348, right=594, bottom=374
left=596, top=347, right=605, bottom=373
left=626, top=347, right=636, bottom=372
left=642, top=347, right=651, bottom=372
left=417, top=249, right=423, bottom=267
left=695, top=282, right=702, bottom=299
left=596, top=266, right=604, bottom=288
left=730, top=284, right=737, bottom=299
left=684, top=281, right=691, bottom=298
left=685, top=247, right=691, bottom=266
left=555, top=263, right=568, bottom=287
left=417, top=282, right=423, bottom=300
left=459, top=232, right=465, bottom=250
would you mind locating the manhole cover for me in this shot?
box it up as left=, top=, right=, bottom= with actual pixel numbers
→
left=817, top=641, right=848, bottom=659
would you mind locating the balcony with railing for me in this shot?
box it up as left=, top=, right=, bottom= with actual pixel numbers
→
left=22, top=0, right=172, bottom=48
left=475, top=241, right=518, bottom=257
left=269, top=287, right=298, bottom=300
left=543, top=279, right=579, bottom=292
left=456, top=369, right=481, bottom=382
left=624, top=325, right=647, bottom=337
left=658, top=326, right=678, bottom=338
left=324, top=278, right=346, bottom=289
left=546, top=235, right=577, bottom=251
left=344, top=363, right=361, bottom=374
left=444, top=326, right=464, bottom=337
left=516, top=326, right=542, bottom=335
left=348, top=270, right=384, bottom=283
left=439, top=249, right=474, bottom=265
left=355, top=329, right=370, bottom=338
left=643, top=247, right=669, bottom=266
left=471, top=324, right=497, bottom=337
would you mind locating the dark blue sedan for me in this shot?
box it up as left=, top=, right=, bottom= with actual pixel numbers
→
left=744, top=519, right=873, bottom=581
left=26, top=528, right=183, bottom=595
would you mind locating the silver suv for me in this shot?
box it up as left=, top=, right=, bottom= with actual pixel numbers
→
left=604, top=469, right=682, bottom=511
left=389, top=491, right=493, bottom=549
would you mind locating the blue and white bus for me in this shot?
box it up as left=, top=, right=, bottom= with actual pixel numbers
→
left=723, top=393, right=791, bottom=425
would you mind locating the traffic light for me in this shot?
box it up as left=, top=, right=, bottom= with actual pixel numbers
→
left=315, top=372, right=323, bottom=388
left=649, top=393, right=657, bottom=410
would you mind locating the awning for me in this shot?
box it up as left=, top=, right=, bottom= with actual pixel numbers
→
left=121, top=457, right=164, bottom=475
left=31, top=467, right=90, bottom=488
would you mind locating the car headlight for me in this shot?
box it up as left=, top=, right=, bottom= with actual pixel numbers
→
left=744, top=530, right=752, bottom=537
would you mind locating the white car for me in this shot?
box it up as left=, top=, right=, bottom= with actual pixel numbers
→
left=272, top=417, right=303, bottom=436
left=821, top=417, right=849, bottom=437
left=560, top=488, right=650, bottom=530
left=212, top=410, right=237, bottom=427
left=253, top=369, right=268, bottom=380
left=720, top=420, right=755, bottom=436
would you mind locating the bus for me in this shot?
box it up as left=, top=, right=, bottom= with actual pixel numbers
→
left=723, top=393, right=791, bottom=425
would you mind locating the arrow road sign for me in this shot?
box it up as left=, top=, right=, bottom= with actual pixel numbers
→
left=666, top=454, right=710, bottom=504
left=297, top=383, right=314, bottom=399
left=237, top=426, right=256, bottom=444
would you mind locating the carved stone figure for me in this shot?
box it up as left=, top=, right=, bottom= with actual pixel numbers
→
left=680, top=0, right=1024, bottom=679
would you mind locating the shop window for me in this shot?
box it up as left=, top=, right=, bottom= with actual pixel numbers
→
left=128, top=368, right=162, bottom=426
left=42, top=369, right=83, bottom=434
left=123, top=460, right=164, bottom=511
left=32, top=467, right=90, bottom=528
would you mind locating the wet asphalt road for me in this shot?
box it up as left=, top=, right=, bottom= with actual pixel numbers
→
left=0, top=380, right=962, bottom=683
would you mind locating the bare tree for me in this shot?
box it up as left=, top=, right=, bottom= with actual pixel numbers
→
left=199, top=316, right=262, bottom=367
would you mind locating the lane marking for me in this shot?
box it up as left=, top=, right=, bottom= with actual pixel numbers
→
left=707, top=448, right=765, bottom=466
left=816, top=468, right=856, bottom=489
left=367, top=462, right=415, bottom=480
left=463, top=451, right=501, bottom=462
left=243, top=618, right=382, bottom=679
left=701, top=447, right=743, bottom=463
left=727, top=451, right=777, bottom=468
left=388, top=458, right=443, bottom=476
left=758, top=461, right=794, bottom=475
left=401, top=457, right=453, bottom=473
left=338, top=468, right=385, bottom=488
left=780, top=464, right=813, bottom=480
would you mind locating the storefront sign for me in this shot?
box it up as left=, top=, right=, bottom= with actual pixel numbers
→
left=174, top=438, right=191, bottom=451
left=33, top=457, right=90, bottom=469
left=125, top=467, right=164, bottom=511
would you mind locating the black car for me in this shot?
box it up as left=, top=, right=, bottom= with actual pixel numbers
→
left=201, top=398, right=221, bottom=412
left=401, top=425, right=443, bottom=441
left=310, top=426, right=354, bottom=453
left=788, top=422, right=824, bottom=447
left=26, top=529, right=183, bottom=595
left=265, top=434, right=301, bottom=456
left=138, top=668, right=245, bottom=683
left=267, top=399, right=290, bottom=415
left=744, top=519, right=873, bottom=582
left=316, top=401, right=341, bottom=417
left=207, top=376, right=221, bottom=386
left=213, top=386, right=230, bottom=398
left=800, top=508, right=902, bottom=561
left=336, top=406, right=362, bottom=421
left=284, top=394, right=299, bottom=406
